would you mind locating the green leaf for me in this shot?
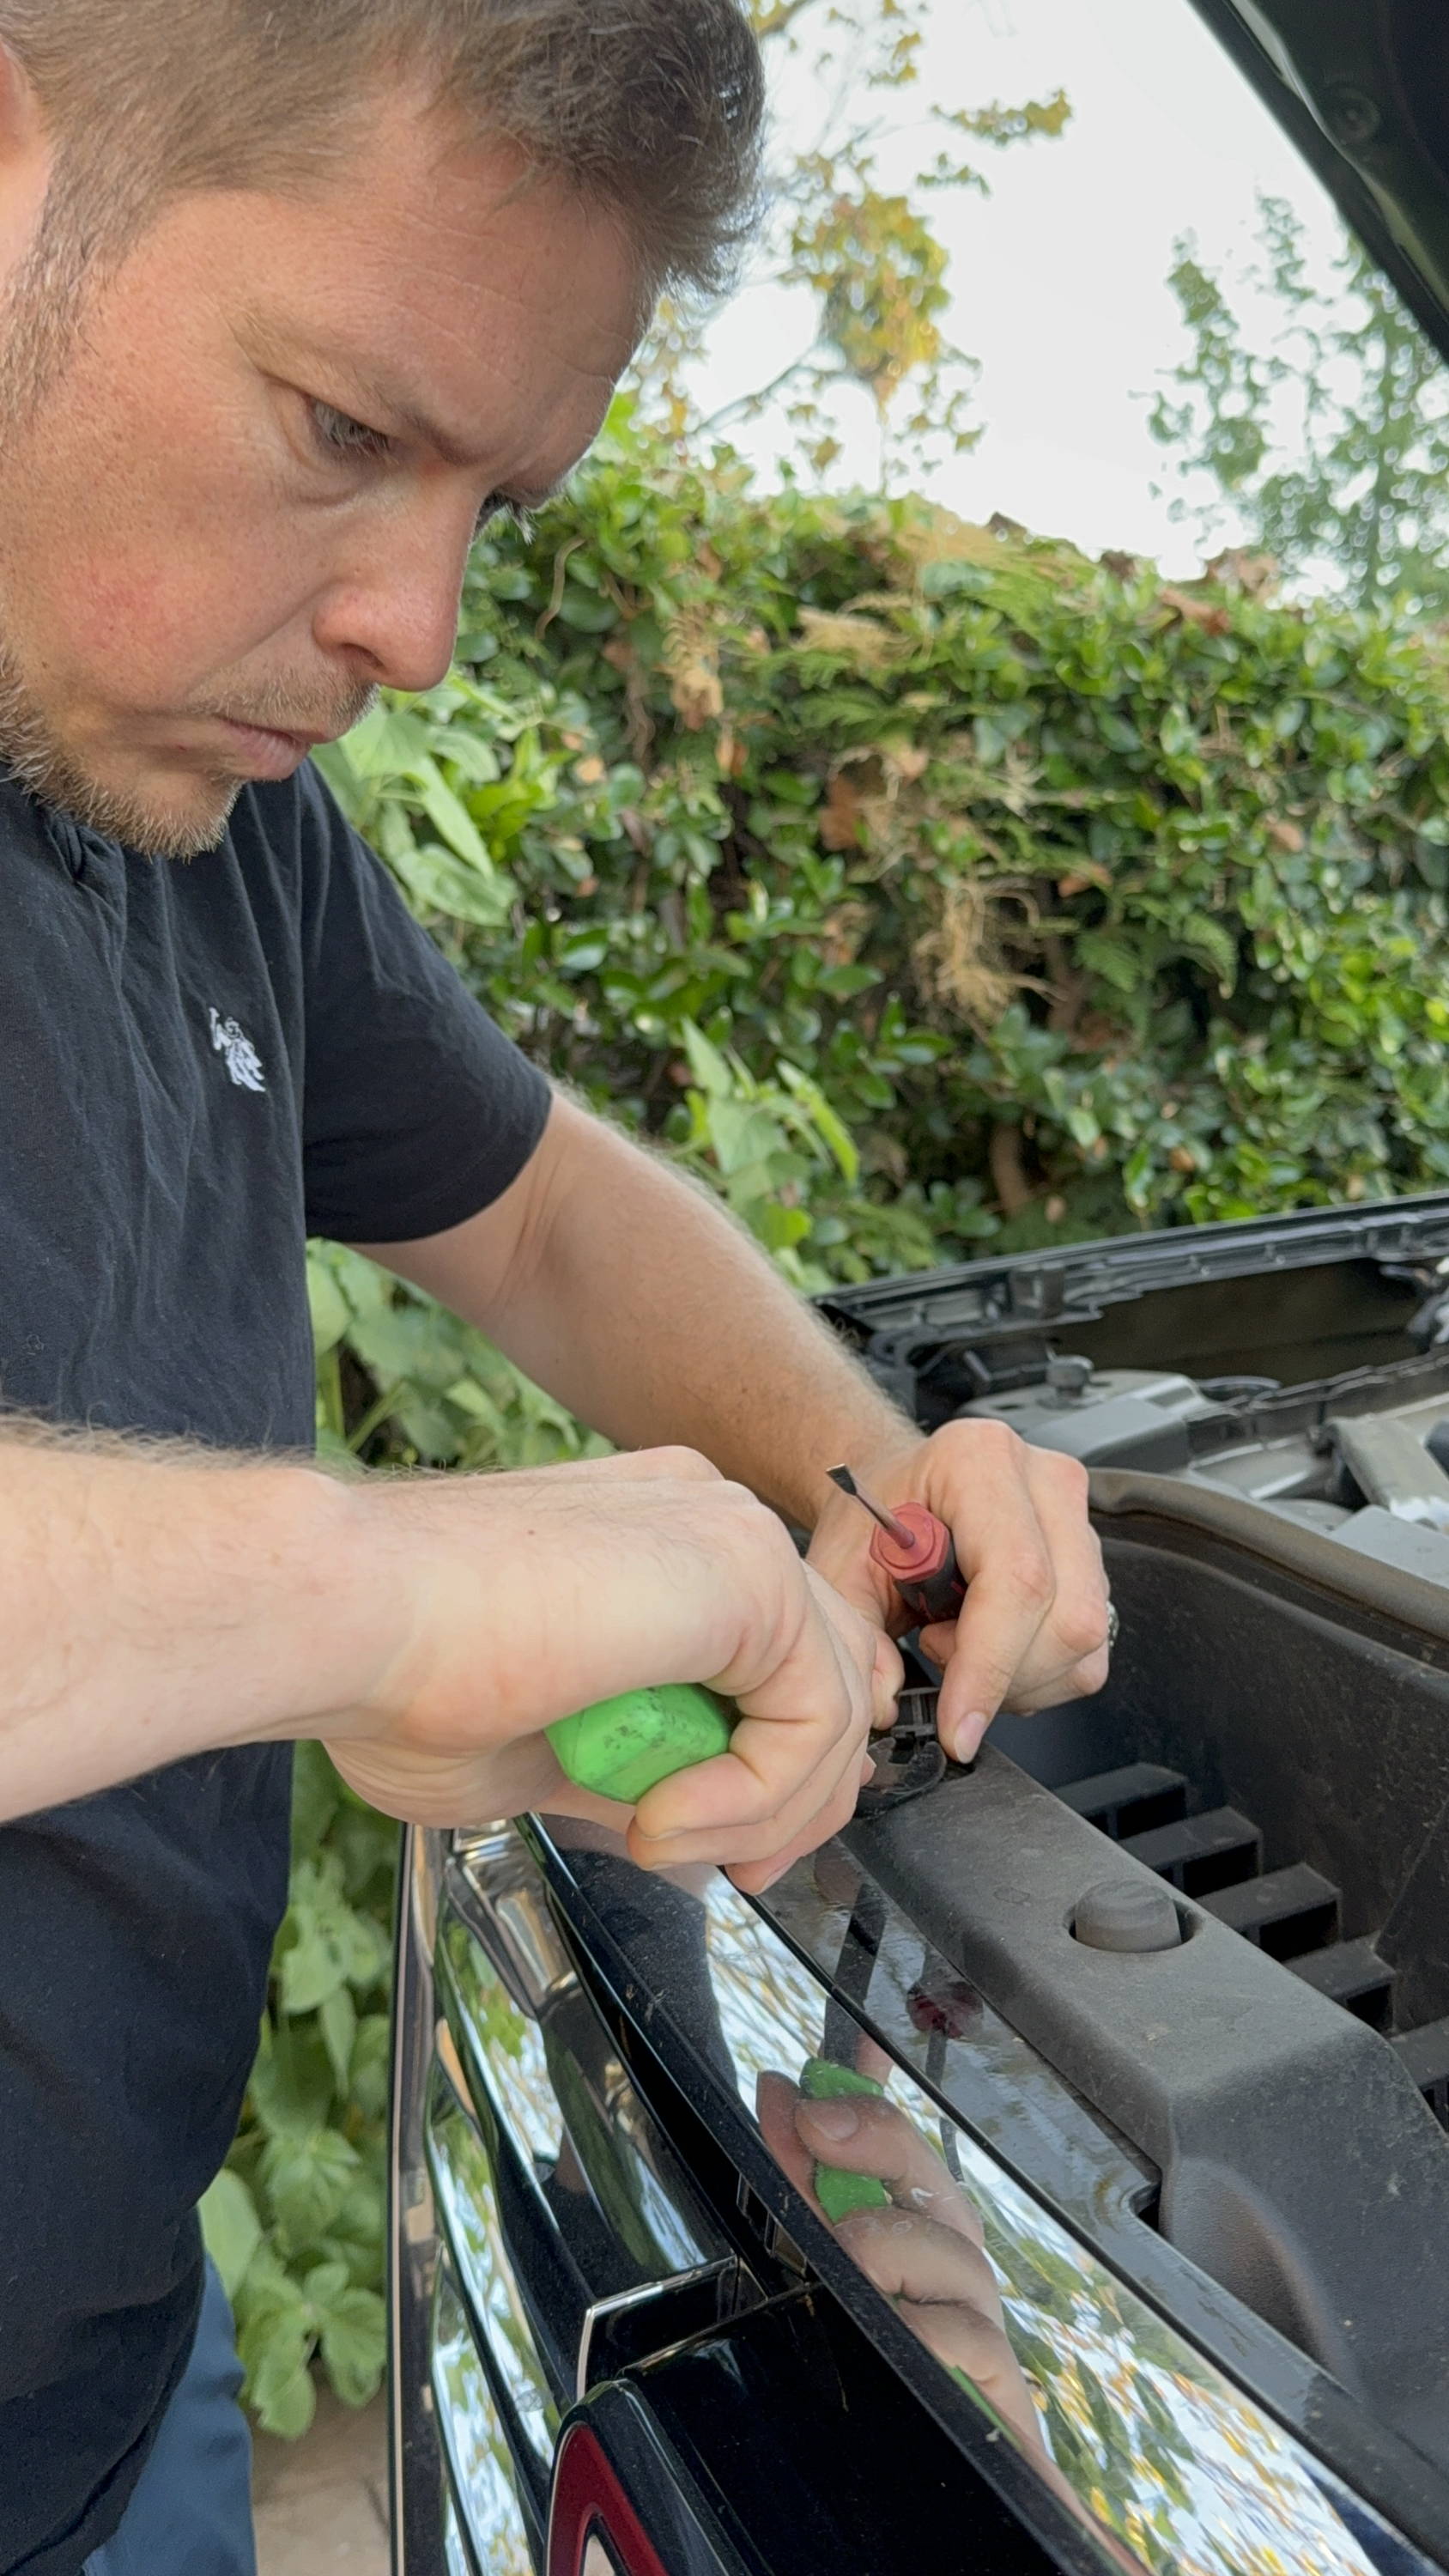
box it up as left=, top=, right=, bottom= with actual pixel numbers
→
left=319, top=1986, right=359, bottom=2092
left=307, top=736, right=363, bottom=808
left=306, top=1251, right=351, bottom=1359
left=276, top=1860, right=387, bottom=2015
left=441, top=733, right=502, bottom=787
left=701, top=1097, right=781, bottom=1176
left=339, top=703, right=433, bottom=781
left=315, top=2281, right=387, bottom=2409
left=415, top=759, right=493, bottom=866
left=385, top=837, right=512, bottom=929
left=1077, top=932, right=1140, bottom=994
left=1097, top=710, right=1139, bottom=754
left=348, top=2015, right=393, bottom=2123
left=555, top=591, right=617, bottom=633
left=681, top=1019, right=734, bottom=1099
left=200, top=2169, right=263, bottom=2300
left=249, top=2015, right=336, bottom=2141
left=259, top=2125, right=361, bottom=2246
left=277, top=1917, right=347, bottom=2018
left=779, top=1061, right=860, bottom=1182
left=1178, top=911, right=1239, bottom=994
left=756, top=1202, right=812, bottom=1252
left=288, top=1744, right=343, bottom=1868
left=241, top=2299, right=317, bottom=2440
left=301, top=2257, right=352, bottom=2310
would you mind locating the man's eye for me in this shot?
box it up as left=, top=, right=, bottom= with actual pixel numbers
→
left=303, top=404, right=531, bottom=538
left=309, top=400, right=391, bottom=463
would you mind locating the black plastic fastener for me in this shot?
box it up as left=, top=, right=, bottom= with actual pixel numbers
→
left=1074, top=1878, right=1183, bottom=1953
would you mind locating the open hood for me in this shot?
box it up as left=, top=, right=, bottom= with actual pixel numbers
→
left=1193, top=0, right=1449, bottom=361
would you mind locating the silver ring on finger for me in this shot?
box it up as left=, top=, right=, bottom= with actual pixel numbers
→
left=1106, top=1601, right=1119, bottom=1651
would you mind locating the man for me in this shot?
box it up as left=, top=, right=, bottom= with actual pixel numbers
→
left=0, top=4, right=1110, bottom=2569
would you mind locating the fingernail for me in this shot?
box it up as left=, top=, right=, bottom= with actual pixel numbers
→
left=801, top=2099, right=858, bottom=2141
left=952, top=1713, right=990, bottom=1764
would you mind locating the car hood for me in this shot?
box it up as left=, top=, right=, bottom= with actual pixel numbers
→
left=1192, top=0, right=1449, bottom=360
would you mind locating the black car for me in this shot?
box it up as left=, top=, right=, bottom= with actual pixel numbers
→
left=388, top=13, right=1449, bottom=2573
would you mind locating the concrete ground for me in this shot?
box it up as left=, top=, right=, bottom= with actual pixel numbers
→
left=252, top=2389, right=390, bottom=2576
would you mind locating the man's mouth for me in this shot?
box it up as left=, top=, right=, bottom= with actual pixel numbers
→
left=213, top=716, right=339, bottom=779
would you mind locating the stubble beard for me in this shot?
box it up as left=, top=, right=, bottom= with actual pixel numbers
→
left=0, top=213, right=239, bottom=860
left=0, top=625, right=254, bottom=861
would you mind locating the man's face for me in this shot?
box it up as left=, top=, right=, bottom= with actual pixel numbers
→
left=0, top=90, right=642, bottom=857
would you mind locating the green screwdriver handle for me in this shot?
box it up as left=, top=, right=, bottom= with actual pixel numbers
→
left=545, top=1681, right=735, bottom=1805
left=799, top=2057, right=975, bottom=2400
left=799, top=2056, right=892, bottom=2220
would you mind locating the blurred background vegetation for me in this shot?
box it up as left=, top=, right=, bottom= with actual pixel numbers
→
left=206, top=0, right=1449, bottom=2428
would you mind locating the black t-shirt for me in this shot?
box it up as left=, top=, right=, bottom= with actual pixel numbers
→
left=0, top=763, right=550, bottom=2576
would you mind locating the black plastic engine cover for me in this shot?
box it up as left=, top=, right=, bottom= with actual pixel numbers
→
left=846, top=1504, right=1449, bottom=2482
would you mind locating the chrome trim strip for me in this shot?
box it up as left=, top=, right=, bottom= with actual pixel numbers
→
left=441, top=2493, right=482, bottom=2576
left=431, top=2253, right=537, bottom=2576
left=426, top=2046, right=561, bottom=2469
left=713, top=1868, right=1434, bottom=2576
left=530, top=1820, right=1438, bottom=2576
left=388, top=1826, right=448, bottom=2576
left=450, top=1825, right=575, bottom=2019
left=410, top=1824, right=746, bottom=2573
left=443, top=1844, right=732, bottom=2289
left=574, top=2258, right=740, bottom=2403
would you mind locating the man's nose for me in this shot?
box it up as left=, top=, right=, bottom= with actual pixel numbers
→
left=312, top=508, right=476, bottom=694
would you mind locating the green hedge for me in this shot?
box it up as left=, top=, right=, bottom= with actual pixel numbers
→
left=210, top=408, right=1449, bottom=2427
left=324, top=404, right=1449, bottom=1255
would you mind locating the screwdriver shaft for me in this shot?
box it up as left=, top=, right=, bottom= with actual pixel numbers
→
left=826, top=1463, right=919, bottom=1551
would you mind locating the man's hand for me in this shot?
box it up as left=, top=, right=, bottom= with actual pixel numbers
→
left=758, top=2049, right=1146, bottom=2570
left=757, top=2056, right=1046, bottom=2460
left=807, top=1420, right=1110, bottom=1764
left=0, top=1430, right=897, bottom=1870
left=326, top=1446, right=901, bottom=1893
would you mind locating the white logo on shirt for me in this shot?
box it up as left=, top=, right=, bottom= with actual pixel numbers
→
left=209, top=1006, right=267, bottom=1094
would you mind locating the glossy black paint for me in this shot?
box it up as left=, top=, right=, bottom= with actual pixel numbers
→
left=527, top=1831, right=1112, bottom=2575
left=568, top=2301, right=1066, bottom=2576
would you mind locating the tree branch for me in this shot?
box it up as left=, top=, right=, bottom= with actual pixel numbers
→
left=697, top=352, right=843, bottom=434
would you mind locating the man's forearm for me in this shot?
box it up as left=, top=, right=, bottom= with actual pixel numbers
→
left=0, top=1435, right=385, bottom=1820
left=0, top=1426, right=890, bottom=1886
left=362, top=1102, right=1112, bottom=1764
left=412, top=1104, right=915, bottom=1527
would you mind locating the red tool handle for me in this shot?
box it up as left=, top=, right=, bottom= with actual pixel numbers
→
left=867, top=1501, right=967, bottom=1627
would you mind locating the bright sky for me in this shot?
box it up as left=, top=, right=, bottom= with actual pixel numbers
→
left=688, top=0, right=1345, bottom=574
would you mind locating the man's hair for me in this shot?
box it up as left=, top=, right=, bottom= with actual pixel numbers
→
left=0, top=0, right=766, bottom=303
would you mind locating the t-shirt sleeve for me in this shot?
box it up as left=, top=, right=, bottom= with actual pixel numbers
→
left=294, top=759, right=552, bottom=1242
